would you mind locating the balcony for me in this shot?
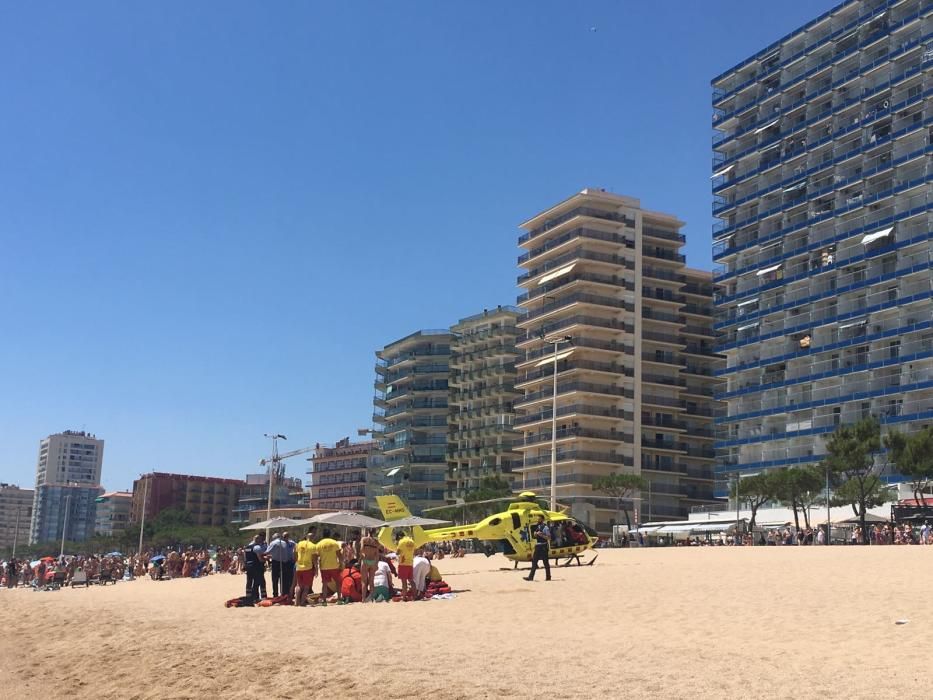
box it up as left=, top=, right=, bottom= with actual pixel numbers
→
left=520, top=426, right=633, bottom=447
left=520, top=208, right=635, bottom=244
left=521, top=450, right=633, bottom=468
left=518, top=229, right=635, bottom=266
left=514, top=404, right=634, bottom=427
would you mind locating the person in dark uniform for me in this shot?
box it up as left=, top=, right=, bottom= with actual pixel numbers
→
left=244, top=533, right=268, bottom=601
left=524, top=515, right=551, bottom=581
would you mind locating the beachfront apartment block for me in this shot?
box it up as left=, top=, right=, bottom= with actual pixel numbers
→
left=447, top=306, right=525, bottom=501
left=30, top=430, right=105, bottom=544
left=232, top=473, right=305, bottom=525
left=130, top=472, right=245, bottom=527
left=515, top=189, right=723, bottom=531
left=711, top=0, right=932, bottom=493
left=0, top=483, right=33, bottom=552
left=94, top=491, right=132, bottom=537
left=308, top=438, right=374, bottom=512
left=374, top=330, right=452, bottom=514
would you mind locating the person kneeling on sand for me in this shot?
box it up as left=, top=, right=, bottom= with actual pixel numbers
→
left=412, top=549, right=431, bottom=599
left=372, top=555, right=394, bottom=602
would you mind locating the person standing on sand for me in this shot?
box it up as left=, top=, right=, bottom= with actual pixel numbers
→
left=359, top=528, right=381, bottom=602
left=244, top=533, right=268, bottom=601
left=395, top=531, right=416, bottom=598
left=315, top=529, right=342, bottom=604
left=294, top=530, right=318, bottom=607
left=524, top=515, right=551, bottom=582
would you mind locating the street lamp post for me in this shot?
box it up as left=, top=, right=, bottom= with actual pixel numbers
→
left=825, top=463, right=832, bottom=546
left=60, top=491, right=72, bottom=559
left=137, top=475, right=150, bottom=556
left=264, top=433, right=287, bottom=540
left=541, top=333, right=572, bottom=512
left=12, top=505, right=22, bottom=559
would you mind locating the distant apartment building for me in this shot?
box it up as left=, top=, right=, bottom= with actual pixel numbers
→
left=130, top=472, right=244, bottom=527
left=0, top=483, right=33, bottom=552
left=30, top=430, right=105, bottom=544
left=711, top=0, right=932, bottom=492
left=232, top=473, right=305, bottom=524
left=308, top=438, right=373, bottom=511
left=374, top=330, right=452, bottom=513
left=447, top=306, right=524, bottom=501
left=515, top=189, right=723, bottom=531
left=94, top=491, right=133, bottom=537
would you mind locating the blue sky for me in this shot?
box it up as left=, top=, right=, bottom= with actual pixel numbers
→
left=0, top=1, right=825, bottom=490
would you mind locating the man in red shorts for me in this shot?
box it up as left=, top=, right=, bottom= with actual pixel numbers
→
left=293, top=529, right=318, bottom=606
left=315, top=528, right=342, bottom=605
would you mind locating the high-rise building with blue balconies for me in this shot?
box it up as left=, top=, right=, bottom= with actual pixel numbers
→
left=711, top=0, right=932, bottom=494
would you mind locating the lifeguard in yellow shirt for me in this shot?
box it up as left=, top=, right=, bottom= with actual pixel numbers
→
left=395, top=532, right=415, bottom=597
left=293, top=529, right=318, bottom=607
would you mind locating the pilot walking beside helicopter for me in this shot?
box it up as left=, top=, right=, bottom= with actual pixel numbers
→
left=524, top=514, right=551, bottom=582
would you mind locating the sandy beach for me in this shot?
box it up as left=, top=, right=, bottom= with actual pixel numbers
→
left=1, top=546, right=930, bottom=699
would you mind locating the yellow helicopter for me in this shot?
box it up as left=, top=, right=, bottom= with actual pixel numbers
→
left=375, top=492, right=599, bottom=566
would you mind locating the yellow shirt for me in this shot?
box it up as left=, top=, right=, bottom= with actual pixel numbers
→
left=397, top=536, right=415, bottom=566
left=295, top=540, right=316, bottom=571
left=428, top=564, right=442, bottom=582
left=316, top=538, right=341, bottom=571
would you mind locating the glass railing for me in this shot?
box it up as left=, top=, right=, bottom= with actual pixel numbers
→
left=713, top=2, right=916, bottom=109
left=714, top=163, right=933, bottom=269
left=718, top=223, right=933, bottom=326
left=521, top=208, right=635, bottom=243
left=713, top=40, right=930, bottom=178
left=713, top=83, right=929, bottom=213
left=518, top=228, right=634, bottom=265
left=713, top=12, right=924, bottom=147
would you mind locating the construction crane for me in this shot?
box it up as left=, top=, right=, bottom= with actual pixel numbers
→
left=259, top=446, right=315, bottom=479
left=258, top=434, right=315, bottom=537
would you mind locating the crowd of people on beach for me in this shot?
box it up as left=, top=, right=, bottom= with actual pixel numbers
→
left=235, top=526, right=450, bottom=607
left=1, top=527, right=457, bottom=606
left=670, top=521, right=933, bottom=547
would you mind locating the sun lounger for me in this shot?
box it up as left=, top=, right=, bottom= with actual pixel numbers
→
left=70, top=569, right=89, bottom=588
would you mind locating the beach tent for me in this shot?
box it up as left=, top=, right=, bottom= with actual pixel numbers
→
left=239, top=517, right=304, bottom=531
left=383, top=515, right=450, bottom=528
left=295, top=512, right=386, bottom=529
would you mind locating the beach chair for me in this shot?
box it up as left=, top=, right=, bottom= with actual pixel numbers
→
left=49, top=571, right=67, bottom=590
left=98, top=569, right=115, bottom=585
left=70, top=569, right=89, bottom=588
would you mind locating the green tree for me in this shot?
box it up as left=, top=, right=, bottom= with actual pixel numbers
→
left=884, top=426, right=933, bottom=506
left=463, top=476, right=513, bottom=521
left=822, top=417, right=891, bottom=544
left=772, top=467, right=824, bottom=530
left=592, top=472, right=648, bottom=530
left=728, top=471, right=776, bottom=532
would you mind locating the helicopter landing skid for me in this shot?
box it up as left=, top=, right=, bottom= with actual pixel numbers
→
left=558, top=552, right=598, bottom=567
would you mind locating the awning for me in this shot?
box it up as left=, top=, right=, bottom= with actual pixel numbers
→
left=737, top=297, right=759, bottom=307
left=861, top=226, right=894, bottom=245
left=756, top=263, right=782, bottom=276
left=838, top=318, right=867, bottom=330
left=535, top=349, right=574, bottom=367
left=754, top=119, right=780, bottom=134
left=761, top=141, right=781, bottom=153
left=737, top=322, right=759, bottom=331
left=782, top=181, right=806, bottom=193
left=711, top=164, right=735, bottom=179
left=385, top=467, right=401, bottom=477
left=538, top=263, right=575, bottom=286
left=690, top=522, right=738, bottom=533
left=656, top=523, right=697, bottom=533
